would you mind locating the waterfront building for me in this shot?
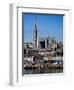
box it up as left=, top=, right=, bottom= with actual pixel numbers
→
left=24, top=56, right=34, bottom=62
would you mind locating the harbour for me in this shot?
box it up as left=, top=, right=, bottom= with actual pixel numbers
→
left=24, top=59, right=63, bottom=74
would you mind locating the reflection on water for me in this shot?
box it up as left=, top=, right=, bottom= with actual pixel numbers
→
left=24, top=68, right=63, bottom=74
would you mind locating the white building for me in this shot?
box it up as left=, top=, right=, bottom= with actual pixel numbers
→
left=24, top=56, right=34, bottom=62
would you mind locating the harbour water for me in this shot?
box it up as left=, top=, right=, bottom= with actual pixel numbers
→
left=24, top=67, right=63, bottom=74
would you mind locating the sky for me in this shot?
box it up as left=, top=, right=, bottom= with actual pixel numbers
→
left=23, top=13, right=63, bottom=43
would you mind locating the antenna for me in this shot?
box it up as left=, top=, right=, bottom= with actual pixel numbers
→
left=35, top=16, right=37, bottom=28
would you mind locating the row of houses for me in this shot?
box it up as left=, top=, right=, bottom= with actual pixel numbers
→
left=24, top=54, right=63, bottom=63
